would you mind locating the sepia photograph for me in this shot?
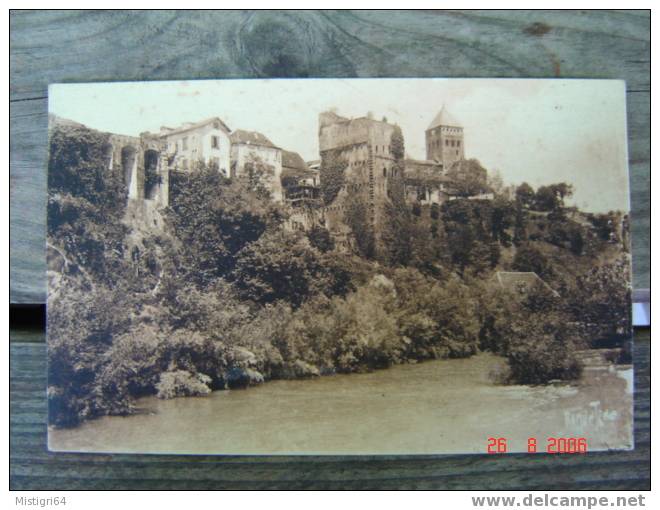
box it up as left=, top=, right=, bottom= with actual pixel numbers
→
left=46, top=78, right=633, bottom=455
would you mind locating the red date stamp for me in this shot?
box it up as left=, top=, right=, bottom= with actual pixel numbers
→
left=487, top=437, right=587, bottom=454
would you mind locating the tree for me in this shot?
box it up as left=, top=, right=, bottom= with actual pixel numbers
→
left=550, top=182, right=573, bottom=201
left=535, top=182, right=573, bottom=212
left=232, top=230, right=351, bottom=307
left=344, top=190, right=375, bottom=259
left=590, top=211, right=621, bottom=243
left=167, top=165, right=284, bottom=283
left=512, top=203, right=528, bottom=246
left=515, top=182, right=535, bottom=208
left=390, top=126, right=405, bottom=161
left=48, top=123, right=122, bottom=217
left=306, top=225, right=334, bottom=252
left=240, top=154, right=278, bottom=200
left=445, top=159, right=490, bottom=197
left=568, top=258, right=632, bottom=345
left=48, top=283, right=139, bottom=426
left=476, top=283, right=581, bottom=384
left=488, top=169, right=505, bottom=195
left=511, top=244, right=552, bottom=279
left=490, top=196, right=516, bottom=245
left=381, top=199, right=422, bottom=267
left=440, top=199, right=496, bottom=275
left=534, top=185, right=559, bottom=211
left=48, top=123, right=142, bottom=287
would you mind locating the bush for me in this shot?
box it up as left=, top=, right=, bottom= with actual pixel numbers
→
left=47, top=284, right=139, bottom=426
left=476, top=282, right=582, bottom=384
left=393, top=269, right=480, bottom=359
left=167, top=166, right=284, bottom=282
left=306, top=225, right=334, bottom=252
left=156, top=370, right=212, bottom=399
left=506, top=335, right=582, bottom=385
left=232, top=230, right=351, bottom=307
left=512, top=244, right=552, bottom=280
left=95, top=324, right=163, bottom=414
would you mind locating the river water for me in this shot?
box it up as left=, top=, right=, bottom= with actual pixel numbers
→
left=49, top=350, right=633, bottom=455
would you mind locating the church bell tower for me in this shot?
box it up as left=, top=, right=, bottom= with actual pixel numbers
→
left=425, top=105, right=464, bottom=170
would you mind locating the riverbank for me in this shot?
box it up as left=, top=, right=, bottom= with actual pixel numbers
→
left=49, top=350, right=633, bottom=455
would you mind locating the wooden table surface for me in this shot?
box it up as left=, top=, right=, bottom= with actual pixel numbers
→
left=10, top=9, right=650, bottom=303
left=9, top=10, right=650, bottom=490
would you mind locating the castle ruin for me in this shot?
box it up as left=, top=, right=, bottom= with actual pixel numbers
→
left=318, top=110, right=404, bottom=249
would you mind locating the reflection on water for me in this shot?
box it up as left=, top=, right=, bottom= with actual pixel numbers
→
left=49, top=349, right=633, bottom=455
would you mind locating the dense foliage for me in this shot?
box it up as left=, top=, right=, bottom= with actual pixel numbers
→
left=319, top=150, right=348, bottom=205
left=167, top=167, right=284, bottom=283
left=445, top=159, right=490, bottom=197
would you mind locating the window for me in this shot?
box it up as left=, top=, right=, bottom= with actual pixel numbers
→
left=211, top=136, right=219, bottom=149
left=445, top=139, right=449, bottom=146
left=457, top=140, right=461, bottom=147
left=182, top=137, right=188, bottom=150
left=383, top=168, right=387, bottom=177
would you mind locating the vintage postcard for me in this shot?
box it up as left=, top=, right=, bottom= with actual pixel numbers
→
left=47, top=78, right=632, bottom=455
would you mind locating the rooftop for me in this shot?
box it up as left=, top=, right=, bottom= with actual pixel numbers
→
left=427, top=105, right=462, bottom=131
left=282, top=150, right=309, bottom=171
left=404, top=158, right=451, bottom=183
left=159, top=117, right=231, bottom=137
left=230, top=129, right=279, bottom=149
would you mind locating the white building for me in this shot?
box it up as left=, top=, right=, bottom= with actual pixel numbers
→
left=160, top=117, right=232, bottom=176
left=230, top=129, right=283, bottom=201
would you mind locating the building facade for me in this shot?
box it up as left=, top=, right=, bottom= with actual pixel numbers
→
left=403, top=158, right=451, bottom=206
left=318, top=111, right=402, bottom=248
left=425, top=106, right=465, bottom=169
left=230, top=130, right=284, bottom=202
left=160, top=117, right=232, bottom=176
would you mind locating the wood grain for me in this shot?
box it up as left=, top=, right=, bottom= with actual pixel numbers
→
left=9, top=10, right=650, bottom=303
left=9, top=328, right=650, bottom=490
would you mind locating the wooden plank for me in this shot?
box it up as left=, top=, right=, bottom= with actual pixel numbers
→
left=8, top=328, right=650, bottom=490
left=10, top=9, right=650, bottom=303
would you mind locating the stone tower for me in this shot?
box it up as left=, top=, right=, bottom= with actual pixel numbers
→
left=318, top=111, right=402, bottom=251
left=425, top=105, right=464, bottom=169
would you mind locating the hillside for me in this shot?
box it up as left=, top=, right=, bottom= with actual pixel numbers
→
left=46, top=121, right=631, bottom=428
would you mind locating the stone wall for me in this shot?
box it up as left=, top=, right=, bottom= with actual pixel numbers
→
left=318, top=112, right=402, bottom=250
left=106, top=133, right=169, bottom=230
left=425, top=125, right=464, bottom=168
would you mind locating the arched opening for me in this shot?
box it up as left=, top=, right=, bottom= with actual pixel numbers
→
left=383, top=167, right=387, bottom=177
left=102, top=143, right=114, bottom=170
left=121, top=146, right=138, bottom=198
left=144, top=149, right=160, bottom=199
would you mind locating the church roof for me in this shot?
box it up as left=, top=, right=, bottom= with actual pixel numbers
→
left=427, top=106, right=462, bottom=130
